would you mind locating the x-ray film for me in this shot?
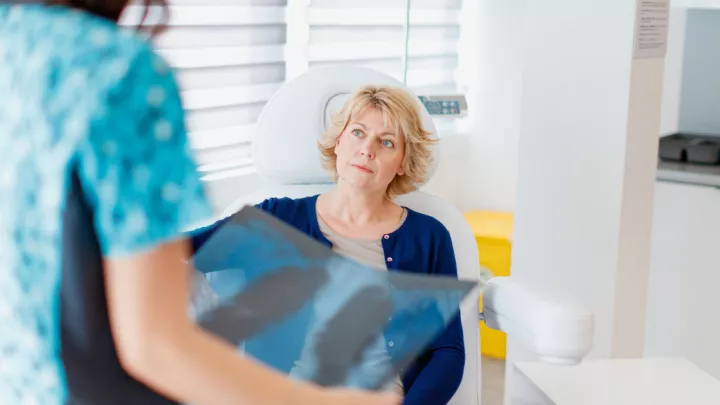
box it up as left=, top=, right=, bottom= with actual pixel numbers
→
left=190, top=205, right=477, bottom=392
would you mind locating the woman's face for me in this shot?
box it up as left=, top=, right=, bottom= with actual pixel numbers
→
left=334, top=107, right=405, bottom=195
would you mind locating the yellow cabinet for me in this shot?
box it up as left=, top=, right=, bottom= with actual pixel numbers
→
left=463, top=211, right=514, bottom=360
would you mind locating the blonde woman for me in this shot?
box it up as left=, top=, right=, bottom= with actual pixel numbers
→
left=192, top=86, right=465, bottom=405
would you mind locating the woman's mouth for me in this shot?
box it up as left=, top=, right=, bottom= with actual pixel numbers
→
left=351, top=164, right=373, bottom=173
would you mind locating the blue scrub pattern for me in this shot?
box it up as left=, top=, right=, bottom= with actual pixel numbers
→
left=0, top=5, right=213, bottom=405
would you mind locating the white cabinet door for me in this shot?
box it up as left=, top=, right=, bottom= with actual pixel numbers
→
left=645, top=181, right=720, bottom=379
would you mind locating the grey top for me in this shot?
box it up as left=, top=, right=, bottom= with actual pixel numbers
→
left=317, top=208, right=408, bottom=271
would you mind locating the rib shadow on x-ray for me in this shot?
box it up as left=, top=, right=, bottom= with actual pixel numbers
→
left=312, top=284, right=393, bottom=387
left=197, top=265, right=330, bottom=344
left=190, top=205, right=477, bottom=391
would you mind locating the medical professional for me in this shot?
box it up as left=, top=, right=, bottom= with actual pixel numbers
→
left=192, top=86, right=465, bottom=404
left=0, top=2, right=399, bottom=405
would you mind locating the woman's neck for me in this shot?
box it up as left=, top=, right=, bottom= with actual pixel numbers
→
left=321, top=183, right=394, bottom=226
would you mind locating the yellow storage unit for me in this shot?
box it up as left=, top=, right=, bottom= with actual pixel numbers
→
left=463, top=211, right=514, bottom=360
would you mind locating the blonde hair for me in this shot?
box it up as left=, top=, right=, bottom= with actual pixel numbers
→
left=318, top=85, right=437, bottom=199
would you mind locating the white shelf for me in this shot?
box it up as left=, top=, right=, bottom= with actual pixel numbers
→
left=516, top=358, right=720, bottom=405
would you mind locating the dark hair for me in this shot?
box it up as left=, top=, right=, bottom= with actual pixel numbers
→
left=46, top=0, right=169, bottom=36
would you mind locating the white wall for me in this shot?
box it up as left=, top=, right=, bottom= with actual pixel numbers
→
left=423, top=133, right=474, bottom=207
left=449, top=0, right=720, bottom=212
left=456, top=0, right=524, bottom=213
left=457, top=2, right=690, bottom=212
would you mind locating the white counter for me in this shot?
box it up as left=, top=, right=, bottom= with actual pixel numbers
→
left=515, top=358, right=720, bottom=405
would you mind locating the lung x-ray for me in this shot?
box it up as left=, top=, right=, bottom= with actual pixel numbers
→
left=191, top=206, right=477, bottom=391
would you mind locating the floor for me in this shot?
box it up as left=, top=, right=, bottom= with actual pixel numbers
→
left=481, top=355, right=506, bottom=405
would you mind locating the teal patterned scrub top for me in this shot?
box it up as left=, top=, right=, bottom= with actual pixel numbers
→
left=0, top=4, right=213, bottom=405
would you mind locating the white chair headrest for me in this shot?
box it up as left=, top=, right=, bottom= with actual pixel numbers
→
left=253, top=66, right=440, bottom=185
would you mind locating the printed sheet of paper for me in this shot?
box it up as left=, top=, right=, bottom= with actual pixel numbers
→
left=191, top=206, right=477, bottom=391
left=634, top=0, right=670, bottom=59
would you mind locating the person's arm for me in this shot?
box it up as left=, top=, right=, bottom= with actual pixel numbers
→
left=79, top=44, right=399, bottom=405
left=104, top=240, right=311, bottom=405
left=402, top=229, right=465, bottom=405
left=402, top=320, right=464, bottom=405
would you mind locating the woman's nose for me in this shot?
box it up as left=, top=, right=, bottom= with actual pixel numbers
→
left=359, top=138, right=376, bottom=159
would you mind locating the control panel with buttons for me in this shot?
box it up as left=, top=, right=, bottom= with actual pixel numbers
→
left=418, top=95, right=467, bottom=117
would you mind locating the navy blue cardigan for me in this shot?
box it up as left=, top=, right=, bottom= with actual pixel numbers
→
left=189, top=195, right=465, bottom=404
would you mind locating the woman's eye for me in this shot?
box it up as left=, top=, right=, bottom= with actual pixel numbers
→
left=352, top=129, right=362, bottom=137
left=382, top=139, right=394, bottom=148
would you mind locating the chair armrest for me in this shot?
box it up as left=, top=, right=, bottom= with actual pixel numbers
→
left=482, top=276, right=594, bottom=365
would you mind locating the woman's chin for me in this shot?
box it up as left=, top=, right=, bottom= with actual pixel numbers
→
left=347, top=180, right=371, bottom=190
left=338, top=177, right=379, bottom=193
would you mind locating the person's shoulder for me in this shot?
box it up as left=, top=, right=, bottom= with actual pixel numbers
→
left=403, top=208, right=458, bottom=275
left=255, top=195, right=318, bottom=224
left=405, top=207, right=450, bottom=233
left=78, top=21, right=171, bottom=89
left=7, top=5, right=171, bottom=107
left=256, top=195, right=315, bottom=211
left=404, top=207, right=452, bottom=242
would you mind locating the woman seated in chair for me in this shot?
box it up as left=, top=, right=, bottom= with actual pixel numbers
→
left=191, top=85, right=465, bottom=404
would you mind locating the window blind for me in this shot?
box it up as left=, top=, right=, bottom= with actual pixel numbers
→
left=306, top=0, right=463, bottom=95
left=121, top=0, right=287, bottom=179
left=121, top=0, right=464, bottom=177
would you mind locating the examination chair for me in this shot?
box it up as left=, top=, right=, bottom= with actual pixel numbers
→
left=219, top=66, right=595, bottom=405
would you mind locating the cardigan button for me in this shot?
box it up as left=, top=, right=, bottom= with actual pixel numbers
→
left=388, top=341, right=394, bottom=347
left=383, top=234, right=390, bottom=240
left=386, top=257, right=393, bottom=263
